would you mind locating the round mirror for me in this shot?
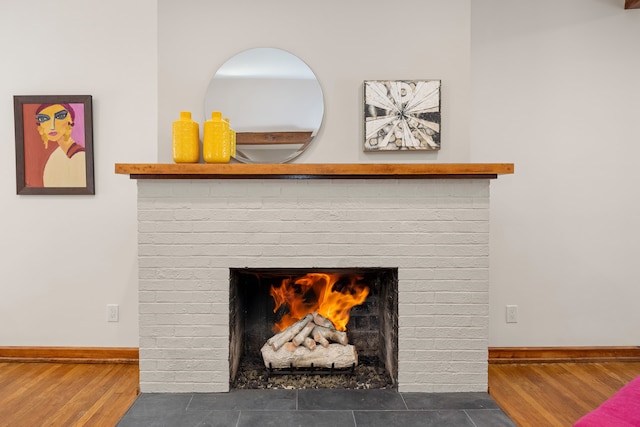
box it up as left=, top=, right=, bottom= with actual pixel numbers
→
left=204, top=48, right=324, bottom=164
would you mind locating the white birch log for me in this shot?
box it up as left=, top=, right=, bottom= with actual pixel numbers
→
left=311, top=325, right=348, bottom=346
left=311, top=326, right=330, bottom=348
left=292, top=322, right=315, bottom=347
left=302, top=337, right=316, bottom=350
left=266, top=314, right=313, bottom=351
left=313, top=312, right=334, bottom=329
left=283, top=342, right=297, bottom=352
left=261, top=343, right=358, bottom=369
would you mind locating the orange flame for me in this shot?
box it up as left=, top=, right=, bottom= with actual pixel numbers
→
left=270, top=273, right=369, bottom=332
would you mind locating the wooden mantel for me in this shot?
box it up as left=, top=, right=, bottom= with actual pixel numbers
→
left=115, top=163, right=514, bottom=180
left=626, top=0, right=640, bottom=9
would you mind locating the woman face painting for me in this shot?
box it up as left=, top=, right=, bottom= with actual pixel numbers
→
left=35, top=104, right=74, bottom=148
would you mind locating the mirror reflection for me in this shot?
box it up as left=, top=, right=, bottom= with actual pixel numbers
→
left=204, top=48, right=324, bottom=164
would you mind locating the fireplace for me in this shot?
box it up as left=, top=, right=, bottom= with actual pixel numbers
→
left=229, top=267, right=398, bottom=389
left=121, top=163, right=513, bottom=393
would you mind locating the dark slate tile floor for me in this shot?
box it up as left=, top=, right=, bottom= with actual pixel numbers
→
left=117, top=389, right=515, bottom=427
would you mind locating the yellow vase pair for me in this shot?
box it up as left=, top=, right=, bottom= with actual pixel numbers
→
left=172, top=111, right=236, bottom=164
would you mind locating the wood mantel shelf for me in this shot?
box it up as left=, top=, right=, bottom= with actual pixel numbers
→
left=626, top=0, right=640, bottom=9
left=115, top=163, right=514, bottom=180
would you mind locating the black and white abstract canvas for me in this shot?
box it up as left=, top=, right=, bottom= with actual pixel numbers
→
left=364, top=80, right=441, bottom=151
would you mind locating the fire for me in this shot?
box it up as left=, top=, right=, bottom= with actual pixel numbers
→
left=269, top=273, right=369, bottom=332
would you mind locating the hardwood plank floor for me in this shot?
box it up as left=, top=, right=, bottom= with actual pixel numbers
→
left=0, top=362, right=138, bottom=427
left=489, top=361, right=640, bottom=427
left=1, top=360, right=639, bottom=426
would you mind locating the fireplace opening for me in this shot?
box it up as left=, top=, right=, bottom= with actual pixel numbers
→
left=229, top=268, right=398, bottom=389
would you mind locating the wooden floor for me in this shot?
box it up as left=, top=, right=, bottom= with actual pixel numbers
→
left=1, top=361, right=640, bottom=427
left=0, top=362, right=139, bottom=427
left=489, top=361, right=640, bottom=426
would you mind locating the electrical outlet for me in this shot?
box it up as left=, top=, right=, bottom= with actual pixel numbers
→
left=107, top=304, right=119, bottom=322
left=506, top=305, right=518, bottom=323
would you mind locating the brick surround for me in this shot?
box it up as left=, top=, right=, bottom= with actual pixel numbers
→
left=137, top=178, right=490, bottom=393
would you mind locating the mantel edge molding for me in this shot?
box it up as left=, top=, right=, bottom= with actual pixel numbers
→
left=114, top=163, right=514, bottom=180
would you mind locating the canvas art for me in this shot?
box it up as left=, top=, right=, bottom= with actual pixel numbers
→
left=364, top=80, right=441, bottom=152
left=14, top=95, right=94, bottom=195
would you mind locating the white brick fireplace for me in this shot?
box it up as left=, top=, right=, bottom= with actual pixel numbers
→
left=131, top=169, right=500, bottom=393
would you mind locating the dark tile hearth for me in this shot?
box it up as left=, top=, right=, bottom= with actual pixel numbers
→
left=117, top=389, right=515, bottom=427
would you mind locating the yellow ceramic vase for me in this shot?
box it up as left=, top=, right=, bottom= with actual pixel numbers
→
left=224, top=117, right=237, bottom=158
left=172, top=111, right=199, bottom=163
left=203, top=111, right=230, bottom=163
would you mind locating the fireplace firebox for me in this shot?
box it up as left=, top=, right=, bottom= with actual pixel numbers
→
left=229, top=268, right=398, bottom=389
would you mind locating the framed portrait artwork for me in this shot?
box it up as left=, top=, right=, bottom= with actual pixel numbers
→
left=13, top=95, right=95, bottom=195
left=364, top=80, right=441, bottom=152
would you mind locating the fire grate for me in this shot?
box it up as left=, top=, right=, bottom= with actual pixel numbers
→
left=265, top=362, right=356, bottom=377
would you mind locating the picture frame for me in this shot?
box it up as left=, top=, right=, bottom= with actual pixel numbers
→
left=13, top=95, right=94, bottom=195
left=364, top=80, right=441, bottom=152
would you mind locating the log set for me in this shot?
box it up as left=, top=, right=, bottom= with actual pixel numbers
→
left=261, top=311, right=357, bottom=369
left=261, top=343, right=358, bottom=370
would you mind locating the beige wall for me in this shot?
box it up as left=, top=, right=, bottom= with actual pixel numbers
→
left=472, top=0, right=640, bottom=345
left=0, top=1, right=157, bottom=346
left=157, top=0, right=471, bottom=164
